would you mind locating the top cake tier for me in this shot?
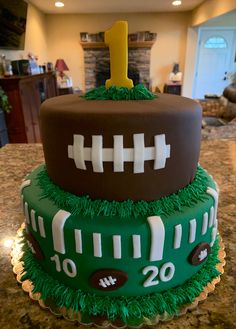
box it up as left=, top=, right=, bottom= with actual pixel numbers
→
left=40, top=93, right=202, bottom=201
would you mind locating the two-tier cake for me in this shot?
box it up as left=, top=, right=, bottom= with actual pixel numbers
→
left=15, top=21, right=223, bottom=327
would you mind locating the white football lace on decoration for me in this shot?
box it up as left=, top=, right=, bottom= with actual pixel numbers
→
left=99, top=276, right=117, bottom=288
left=198, top=249, right=208, bottom=262
left=68, top=133, right=171, bottom=173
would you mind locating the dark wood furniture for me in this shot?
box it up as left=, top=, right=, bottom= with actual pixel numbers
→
left=58, top=87, right=73, bottom=95
left=163, top=82, right=182, bottom=96
left=0, top=109, right=9, bottom=147
left=0, top=72, right=57, bottom=143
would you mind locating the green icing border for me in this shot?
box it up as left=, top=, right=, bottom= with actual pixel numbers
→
left=21, top=235, right=220, bottom=323
left=37, top=165, right=210, bottom=218
left=83, top=84, right=156, bottom=100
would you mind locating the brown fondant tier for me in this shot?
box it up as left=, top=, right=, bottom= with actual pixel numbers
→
left=40, top=93, right=202, bottom=201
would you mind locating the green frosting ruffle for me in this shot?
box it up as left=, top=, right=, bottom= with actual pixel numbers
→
left=83, top=84, right=156, bottom=100
left=37, top=165, right=210, bottom=218
left=20, top=236, right=220, bottom=324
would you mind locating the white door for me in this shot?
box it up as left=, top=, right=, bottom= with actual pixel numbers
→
left=194, top=29, right=236, bottom=99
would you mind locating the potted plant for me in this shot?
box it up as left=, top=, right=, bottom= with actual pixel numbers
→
left=0, top=86, right=11, bottom=146
left=0, top=86, right=11, bottom=113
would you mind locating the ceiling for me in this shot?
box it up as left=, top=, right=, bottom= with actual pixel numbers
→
left=28, top=0, right=205, bottom=14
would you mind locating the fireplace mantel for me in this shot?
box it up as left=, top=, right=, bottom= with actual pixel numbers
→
left=81, top=41, right=155, bottom=49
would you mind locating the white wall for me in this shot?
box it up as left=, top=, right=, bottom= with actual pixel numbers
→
left=46, top=12, right=189, bottom=91
left=202, top=10, right=236, bottom=27
left=191, top=0, right=236, bottom=26
left=1, top=4, right=235, bottom=97
left=182, top=27, right=199, bottom=98
left=183, top=10, right=236, bottom=98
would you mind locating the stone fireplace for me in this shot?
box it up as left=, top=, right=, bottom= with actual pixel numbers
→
left=83, top=46, right=152, bottom=91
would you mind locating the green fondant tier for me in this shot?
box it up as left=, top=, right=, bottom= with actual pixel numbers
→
left=21, top=235, right=220, bottom=324
left=21, top=165, right=219, bottom=297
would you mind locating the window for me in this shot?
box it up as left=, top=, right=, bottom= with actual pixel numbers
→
left=204, top=36, right=227, bottom=49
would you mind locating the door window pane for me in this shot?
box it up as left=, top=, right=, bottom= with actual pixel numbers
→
left=204, top=36, right=227, bottom=49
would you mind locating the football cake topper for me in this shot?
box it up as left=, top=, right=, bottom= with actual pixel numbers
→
left=105, top=21, right=133, bottom=89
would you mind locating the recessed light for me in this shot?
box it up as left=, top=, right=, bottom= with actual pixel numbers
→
left=55, top=1, right=64, bottom=8
left=172, top=0, right=182, bottom=6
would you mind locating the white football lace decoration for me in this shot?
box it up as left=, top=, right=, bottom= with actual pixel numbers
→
left=198, top=249, right=208, bottom=262
left=68, top=133, right=171, bottom=173
left=99, top=276, right=117, bottom=288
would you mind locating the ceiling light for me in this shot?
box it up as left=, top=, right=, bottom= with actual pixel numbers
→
left=172, top=0, right=182, bottom=6
left=55, top=1, right=64, bottom=8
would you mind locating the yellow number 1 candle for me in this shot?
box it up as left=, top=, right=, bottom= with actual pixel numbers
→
left=105, top=21, right=134, bottom=89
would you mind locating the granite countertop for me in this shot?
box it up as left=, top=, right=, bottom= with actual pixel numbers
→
left=0, top=142, right=235, bottom=329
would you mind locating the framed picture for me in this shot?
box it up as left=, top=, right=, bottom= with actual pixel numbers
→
left=80, top=32, right=88, bottom=42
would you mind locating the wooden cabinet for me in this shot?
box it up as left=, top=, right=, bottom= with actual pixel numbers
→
left=0, top=109, right=9, bottom=147
left=0, top=72, right=57, bottom=143
left=58, top=87, right=73, bottom=95
left=163, top=82, right=182, bottom=96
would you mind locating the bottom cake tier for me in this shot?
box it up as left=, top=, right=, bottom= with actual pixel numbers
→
left=18, top=164, right=221, bottom=322
left=13, top=227, right=224, bottom=327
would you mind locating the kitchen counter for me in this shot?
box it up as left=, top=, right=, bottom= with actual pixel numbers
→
left=0, top=142, right=235, bottom=329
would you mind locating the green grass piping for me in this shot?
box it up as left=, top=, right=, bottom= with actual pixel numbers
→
left=37, top=165, right=210, bottom=218
left=20, top=236, right=220, bottom=323
left=83, top=84, right=156, bottom=100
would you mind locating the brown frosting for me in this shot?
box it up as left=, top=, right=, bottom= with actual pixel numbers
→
left=40, top=93, right=202, bottom=201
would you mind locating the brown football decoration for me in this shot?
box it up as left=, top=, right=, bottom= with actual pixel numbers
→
left=40, top=94, right=202, bottom=201
left=188, top=242, right=211, bottom=266
left=90, top=269, right=128, bottom=291
left=26, top=232, right=44, bottom=260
